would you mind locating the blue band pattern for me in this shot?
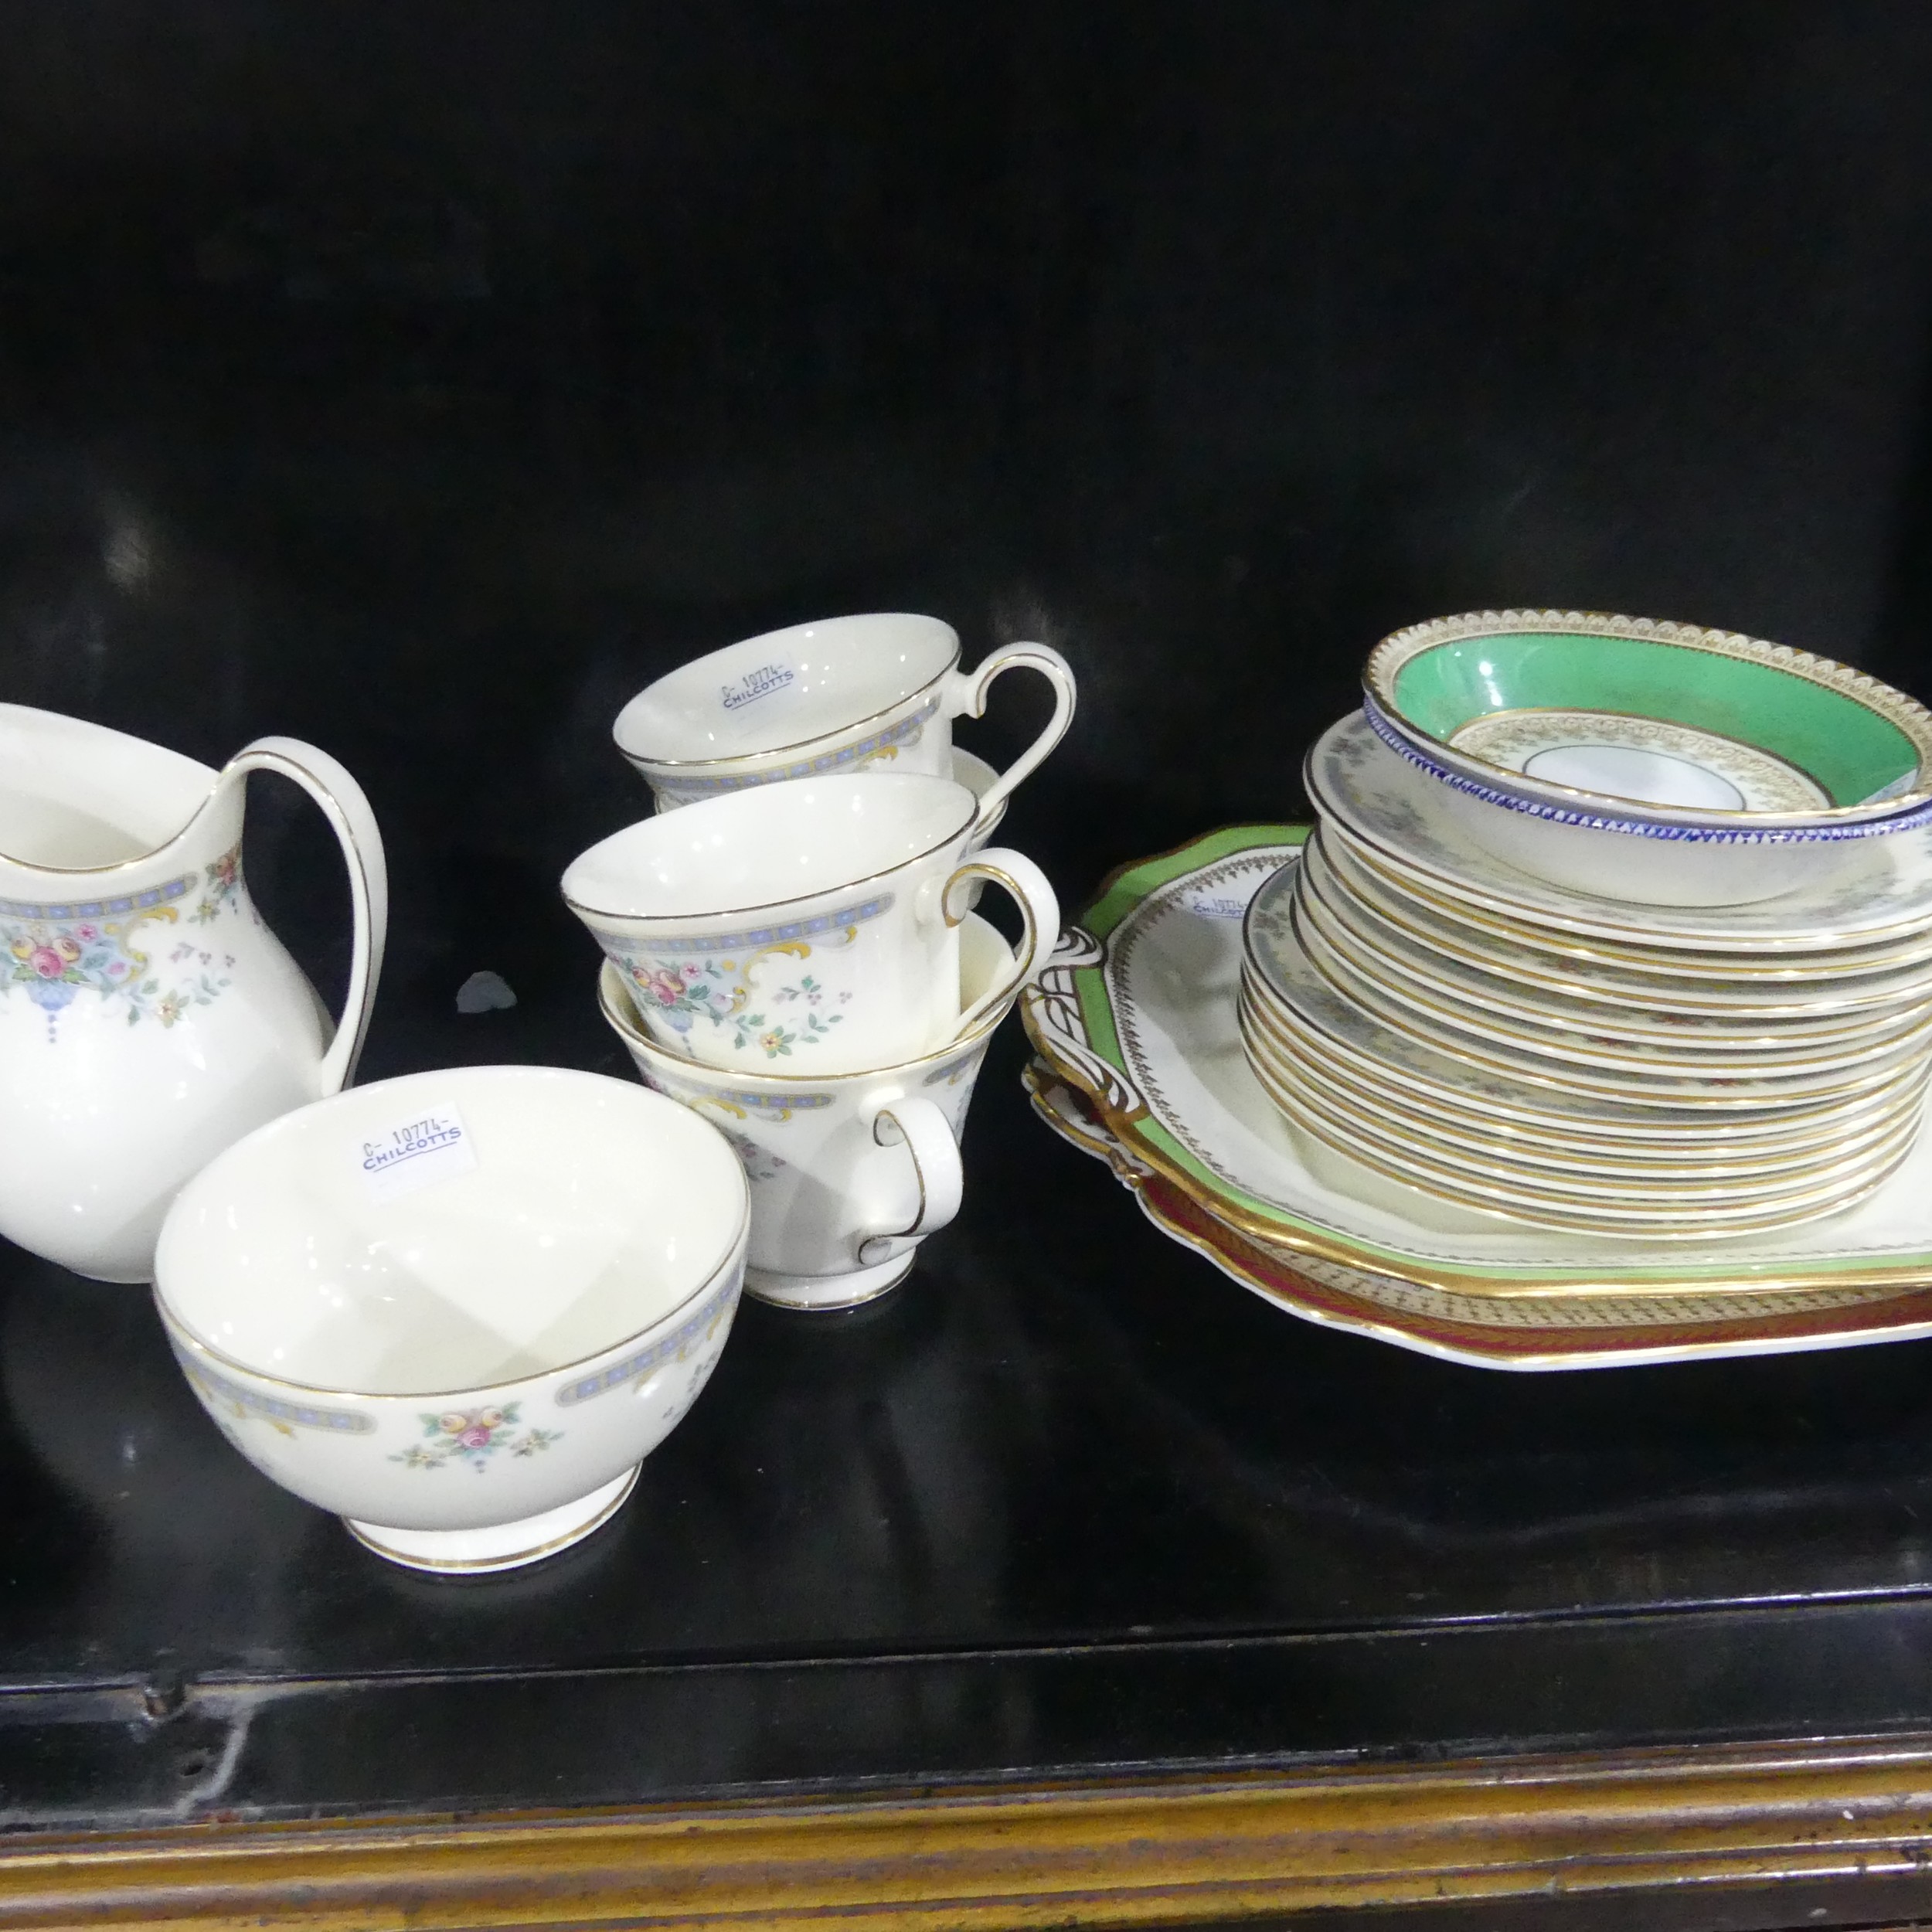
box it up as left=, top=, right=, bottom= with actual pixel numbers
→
left=1360, top=699, right=1932, bottom=846
left=0, top=871, right=198, bottom=920
left=606, top=892, right=894, bottom=956
left=554, top=1274, right=737, bottom=1406
left=175, top=1348, right=376, bottom=1434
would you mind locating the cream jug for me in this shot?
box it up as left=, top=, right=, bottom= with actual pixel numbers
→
left=0, top=706, right=386, bottom=1282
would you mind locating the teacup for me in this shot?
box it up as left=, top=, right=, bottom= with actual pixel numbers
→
left=613, top=613, right=1076, bottom=825
left=154, top=1066, right=750, bottom=1573
left=599, top=913, right=1018, bottom=1308
left=562, top=772, right=1059, bottom=1076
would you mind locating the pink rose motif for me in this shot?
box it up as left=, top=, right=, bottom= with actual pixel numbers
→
left=444, top=1405, right=505, bottom=1452
left=645, top=969, right=685, bottom=1008
left=29, top=947, right=65, bottom=979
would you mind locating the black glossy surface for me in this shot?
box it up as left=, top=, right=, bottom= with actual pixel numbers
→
left=22, top=1034, right=1932, bottom=1699
left=7, top=0, right=1932, bottom=1845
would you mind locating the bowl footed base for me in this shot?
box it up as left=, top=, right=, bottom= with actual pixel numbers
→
left=345, top=1463, right=641, bottom=1574
left=745, top=1251, right=914, bottom=1311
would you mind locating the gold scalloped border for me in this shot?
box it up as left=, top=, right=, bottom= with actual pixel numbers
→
left=1362, top=607, right=1932, bottom=818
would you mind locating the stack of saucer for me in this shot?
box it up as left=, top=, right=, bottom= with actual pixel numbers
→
left=1237, top=708, right=1932, bottom=1239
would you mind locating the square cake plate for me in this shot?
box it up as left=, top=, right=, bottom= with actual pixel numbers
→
left=1019, top=826, right=1932, bottom=1370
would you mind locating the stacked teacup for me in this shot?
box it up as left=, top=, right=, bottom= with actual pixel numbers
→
left=572, top=614, right=1071, bottom=1307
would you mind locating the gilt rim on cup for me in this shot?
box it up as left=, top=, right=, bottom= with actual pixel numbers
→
left=614, top=622, right=961, bottom=773
left=598, top=949, right=1019, bottom=1086
left=563, top=776, right=980, bottom=925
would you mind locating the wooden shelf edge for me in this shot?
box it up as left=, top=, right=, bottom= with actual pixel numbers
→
left=7, top=1732, right=1932, bottom=1930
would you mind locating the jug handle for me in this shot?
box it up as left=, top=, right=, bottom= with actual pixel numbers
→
left=219, top=737, right=389, bottom=1097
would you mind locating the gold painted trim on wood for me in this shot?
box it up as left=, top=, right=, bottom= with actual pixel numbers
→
left=9, top=1733, right=1932, bottom=1929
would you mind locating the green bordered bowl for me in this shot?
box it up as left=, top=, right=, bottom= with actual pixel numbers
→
left=1362, top=609, right=1932, bottom=843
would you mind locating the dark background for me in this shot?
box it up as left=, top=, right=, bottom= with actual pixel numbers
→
left=10, top=1, right=1932, bottom=1838
left=8, top=0, right=1932, bottom=1003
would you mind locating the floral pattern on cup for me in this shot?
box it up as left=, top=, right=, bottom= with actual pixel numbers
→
left=718, top=1124, right=788, bottom=1182
left=579, top=891, right=906, bottom=1066
left=390, top=1402, right=563, bottom=1472
left=624, top=949, right=853, bottom=1059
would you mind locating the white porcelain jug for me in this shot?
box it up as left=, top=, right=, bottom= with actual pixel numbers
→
left=0, top=706, right=386, bottom=1282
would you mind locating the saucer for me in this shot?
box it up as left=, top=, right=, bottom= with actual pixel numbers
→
left=1239, top=1001, right=1925, bottom=1177
left=1313, top=830, right=1932, bottom=1005
left=1306, top=712, right=1932, bottom=952
left=1245, top=872, right=1931, bottom=1117
left=1329, top=828, right=1932, bottom=983
left=1263, top=885, right=1932, bottom=1099
left=1362, top=610, right=1932, bottom=832
left=1298, top=835, right=1932, bottom=1046
left=1240, top=1022, right=1916, bottom=1238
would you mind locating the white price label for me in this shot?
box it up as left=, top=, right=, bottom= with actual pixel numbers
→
left=357, top=1104, right=478, bottom=1203
left=1183, top=892, right=1249, bottom=920
left=719, top=661, right=796, bottom=712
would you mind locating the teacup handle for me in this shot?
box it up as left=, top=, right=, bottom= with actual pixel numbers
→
left=219, top=737, right=389, bottom=1097
left=944, top=642, right=1077, bottom=825
left=940, top=846, right=1061, bottom=1039
left=856, top=1097, right=964, bottom=1266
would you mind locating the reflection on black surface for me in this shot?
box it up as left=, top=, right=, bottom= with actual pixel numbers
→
left=0, top=1266, right=328, bottom=1674
left=5, top=1029, right=1932, bottom=1687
